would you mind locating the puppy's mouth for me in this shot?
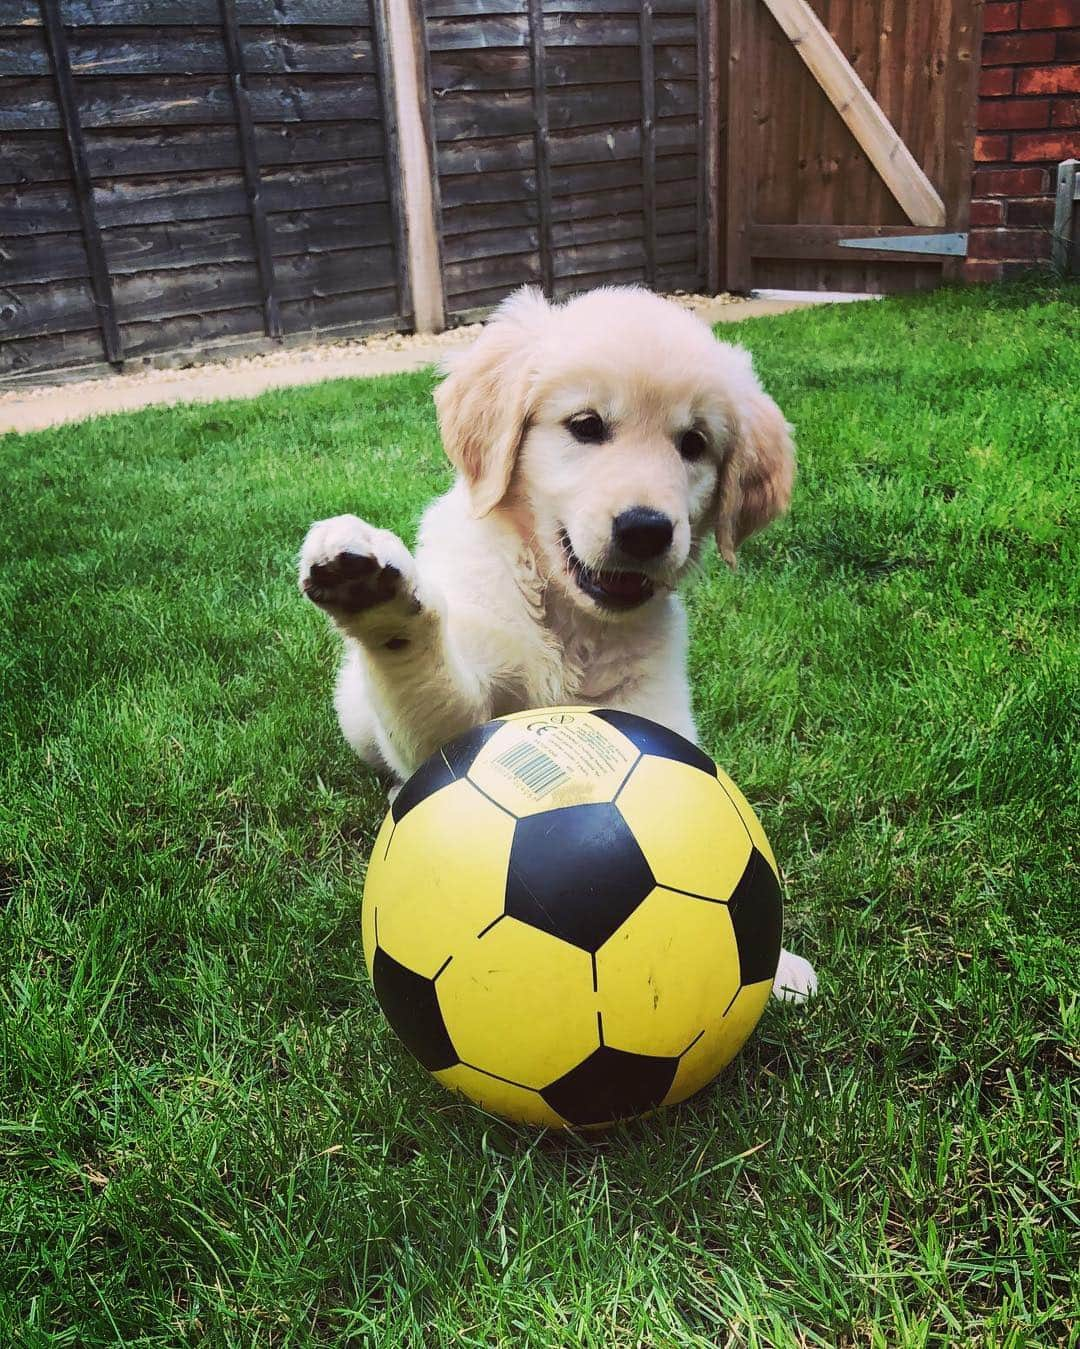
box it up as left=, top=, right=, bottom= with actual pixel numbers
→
left=558, top=530, right=655, bottom=610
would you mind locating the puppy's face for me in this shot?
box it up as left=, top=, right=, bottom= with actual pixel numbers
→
left=435, top=286, right=794, bottom=619
left=517, top=362, right=730, bottom=614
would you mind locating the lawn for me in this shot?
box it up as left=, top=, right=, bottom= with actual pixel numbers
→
left=1, top=281, right=1078, bottom=1347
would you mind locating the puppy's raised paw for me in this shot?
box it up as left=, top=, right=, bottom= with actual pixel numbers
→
left=300, top=515, right=419, bottom=624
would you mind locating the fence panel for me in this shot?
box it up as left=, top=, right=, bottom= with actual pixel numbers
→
left=1, top=0, right=410, bottom=380
left=422, top=0, right=706, bottom=320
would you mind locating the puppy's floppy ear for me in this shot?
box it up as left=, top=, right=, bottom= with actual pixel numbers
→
left=713, top=348, right=795, bottom=570
left=433, top=286, right=548, bottom=517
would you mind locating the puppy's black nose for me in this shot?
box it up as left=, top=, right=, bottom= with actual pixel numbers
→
left=612, top=507, right=674, bottom=561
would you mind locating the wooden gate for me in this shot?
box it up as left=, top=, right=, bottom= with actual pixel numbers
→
left=420, top=0, right=709, bottom=322
left=718, top=0, right=982, bottom=293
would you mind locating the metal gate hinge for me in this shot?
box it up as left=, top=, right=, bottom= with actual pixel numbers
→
left=838, top=232, right=968, bottom=256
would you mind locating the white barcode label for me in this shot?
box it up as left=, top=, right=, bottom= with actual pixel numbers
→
left=492, top=740, right=570, bottom=797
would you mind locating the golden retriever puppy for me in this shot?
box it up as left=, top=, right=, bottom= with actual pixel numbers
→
left=300, top=286, right=816, bottom=1000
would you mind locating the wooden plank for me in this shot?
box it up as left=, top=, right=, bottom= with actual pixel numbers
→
left=443, top=250, right=541, bottom=296
left=425, top=44, right=695, bottom=89
left=0, top=327, right=109, bottom=380
left=2, top=28, right=378, bottom=77
left=371, top=0, right=412, bottom=327
left=0, top=120, right=388, bottom=188
left=429, top=46, right=633, bottom=90
left=0, top=301, right=405, bottom=384
left=0, top=0, right=373, bottom=23
left=37, top=0, right=122, bottom=363
left=0, top=182, right=81, bottom=234
left=75, top=121, right=388, bottom=181
left=552, top=213, right=644, bottom=249
left=752, top=255, right=940, bottom=294
left=0, top=74, right=384, bottom=129
left=553, top=237, right=647, bottom=279
left=720, top=0, right=750, bottom=291
left=88, top=162, right=389, bottom=231
left=526, top=0, right=553, bottom=295
left=440, top=197, right=538, bottom=235
left=431, top=89, right=534, bottom=140
left=437, top=133, right=534, bottom=176
left=640, top=0, right=657, bottom=288
left=941, top=0, right=982, bottom=284
left=425, top=1, right=696, bottom=14
left=120, top=251, right=397, bottom=323
left=2, top=248, right=399, bottom=339
left=386, top=0, right=444, bottom=331
left=0, top=231, right=93, bottom=284
left=439, top=167, right=536, bottom=208
left=120, top=305, right=266, bottom=358
left=442, top=223, right=538, bottom=263
left=1, top=277, right=102, bottom=339
left=699, top=0, right=720, bottom=292
left=220, top=0, right=281, bottom=339
left=424, top=14, right=696, bottom=50
left=550, top=264, right=644, bottom=298
left=441, top=182, right=666, bottom=238
left=749, top=222, right=959, bottom=261
left=437, top=155, right=692, bottom=213
left=432, top=84, right=673, bottom=141
left=279, top=284, right=399, bottom=333
left=0, top=129, right=69, bottom=185
left=758, top=0, right=946, bottom=227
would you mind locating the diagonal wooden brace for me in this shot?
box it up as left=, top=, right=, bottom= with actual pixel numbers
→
left=759, top=0, right=947, bottom=228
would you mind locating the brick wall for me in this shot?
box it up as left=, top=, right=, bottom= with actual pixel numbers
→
left=967, top=0, right=1080, bottom=280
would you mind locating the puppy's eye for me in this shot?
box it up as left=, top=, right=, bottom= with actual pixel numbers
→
left=567, top=412, right=607, bottom=444
left=679, top=429, right=709, bottom=462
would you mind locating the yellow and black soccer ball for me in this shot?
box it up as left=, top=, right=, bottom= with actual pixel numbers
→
left=362, top=707, right=782, bottom=1129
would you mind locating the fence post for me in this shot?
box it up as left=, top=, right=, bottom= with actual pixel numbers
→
left=639, top=1, right=658, bottom=289
left=1052, top=159, right=1079, bottom=277
left=39, top=0, right=123, bottom=366
left=526, top=0, right=554, bottom=297
left=219, top=0, right=281, bottom=341
left=700, top=0, right=722, bottom=294
left=720, top=0, right=753, bottom=293
left=381, top=0, right=445, bottom=334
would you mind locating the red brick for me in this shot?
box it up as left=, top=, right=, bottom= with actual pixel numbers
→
left=1016, top=64, right=1080, bottom=94
left=1020, top=0, right=1080, bottom=27
left=983, top=32, right=1057, bottom=63
left=969, top=199, right=1007, bottom=226
left=974, top=133, right=1011, bottom=160
left=1013, top=129, right=1080, bottom=158
left=1052, top=97, right=1080, bottom=124
left=973, top=165, right=1049, bottom=194
left=985, top=1, right=1019, bottom=28
left=979, top=97, right=1051, bottom=127
left=980, top=67, right=1015, bottom=97
left=968, top=228, right=1050, bottom=259
left=1006, top=195, right=1057, bottom=225
left=964, top=259, right=1005, bottom=282
left=1058, top=32, right=1080, bottom=60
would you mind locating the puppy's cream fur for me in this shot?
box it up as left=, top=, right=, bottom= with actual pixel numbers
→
left=300, top=287, right=816, bottom=1000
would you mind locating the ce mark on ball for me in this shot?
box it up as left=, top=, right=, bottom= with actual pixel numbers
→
left=526, top=713, right=576, bottom=734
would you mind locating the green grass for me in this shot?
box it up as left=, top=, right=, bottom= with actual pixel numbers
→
left=2, top=281, right=1078, bottom=1347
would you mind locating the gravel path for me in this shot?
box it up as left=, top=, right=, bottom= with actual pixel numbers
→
left=0, top=293, right=821, bottom=435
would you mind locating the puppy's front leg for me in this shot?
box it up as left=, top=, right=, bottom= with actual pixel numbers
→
left=300, top=515, right=488, bottom=774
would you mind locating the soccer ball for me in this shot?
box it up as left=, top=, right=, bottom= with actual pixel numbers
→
left=362, top=707, right=782, bottom=1128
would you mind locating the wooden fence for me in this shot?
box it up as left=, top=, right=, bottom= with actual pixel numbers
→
left=1, top=0, right=981, bottom=383
left=423, top=0, right=708, bottom=321
left=0, top=0, right=411, bottom=381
